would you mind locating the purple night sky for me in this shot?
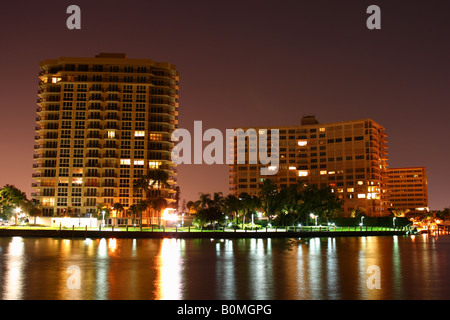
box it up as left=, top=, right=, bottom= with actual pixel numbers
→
left=0, top=0, right=448, bottom=209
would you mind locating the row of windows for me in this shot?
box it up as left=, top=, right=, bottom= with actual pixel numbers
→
left=62, top=84, right=150, bottom=93
left=278, top=135, right=365, bottom=142
left=57, top=64, right=172, bottom=76
left=55, top=140, right=148, bottom=148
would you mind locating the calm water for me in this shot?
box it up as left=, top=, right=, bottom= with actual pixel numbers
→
left=0, top=234, right=449, bottom=300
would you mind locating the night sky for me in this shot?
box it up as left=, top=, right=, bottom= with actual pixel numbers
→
left=0, top=0, right=448, bottom=210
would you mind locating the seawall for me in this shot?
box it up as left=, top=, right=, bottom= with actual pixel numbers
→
left=0, top=228, right=408, bottom=239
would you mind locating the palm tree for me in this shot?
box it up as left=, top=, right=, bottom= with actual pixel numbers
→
left=134, top=169, right=171, bottom=227
left=258, top=179, right=279, bottom=224
left=148, top=169, right=170, bottom=194
left=128, top=204, right=139, bottom=227
left=186, top=200, right=197, bottom=214
left=129, top=200, right=149, bottom=230
left=112, top=202, right=124, bottom=226
left=133, top=175, right=152, bottom=228
left=152, top=197, right=168, bottom=227
left=224, top=194, right=241, bottom=224
left=238, top=192, right=261, bottom=227
left=211, top=192, right=225, bottom=212
left=149, top=169, right=170, bottom=225
left=195, top=192, right=212, bottom=210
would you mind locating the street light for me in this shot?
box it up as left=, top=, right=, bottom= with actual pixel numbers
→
left=14, top=207, right=21, bottom=224
left=310, top=213, right=317, bottom=226
left=102, top=210, right=106, bottom=228
left=393, top=217, right=396, bottom=229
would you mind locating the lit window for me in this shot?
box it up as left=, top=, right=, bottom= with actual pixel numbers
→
left=357, top=194, right=366, bottom=198
left=72, top=178, right=83, bottom=185
left=149, top=133, right=162, bottom=141
left=319, top=128, right=326, bottom=132
left=149, top=161, right=161, bottom=169
left=42, top=198, right=55, bottom=206
left=328, top=171, right=335, bottom=175
left=58, top=178, right=69, bottom=185
left=297, top=140, right=308, bottom=147
left=357, top=181, right=364, bottom=185
left=134, top=160, right=144, bottom=166
left=289, top=166, right=296, bottom=170
left=298, top=170, right=309, bottom=177
left=51, top=77, right=61, bottom=83
left=258, top=129, right=267, bottom=135
left=107, top=130, right=116, bottom=138
left=120, top=159, right=131, bottom=165
left=268, top=166, right=278, bottom=171
left=320, top=170, right=327, bottom=175
left=134, top=131, right=145, bottom=137
left=347, top=188, right=354, bottom=193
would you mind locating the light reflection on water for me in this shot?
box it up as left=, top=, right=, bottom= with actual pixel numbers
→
left=0, top=234, right=449, bottom=300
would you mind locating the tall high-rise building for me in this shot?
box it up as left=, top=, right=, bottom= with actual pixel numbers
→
left=229, top=116, right=390, bottom=217
left=33, top=53, right=179, bottom=224
left=387, top=167, right=429, bottom=214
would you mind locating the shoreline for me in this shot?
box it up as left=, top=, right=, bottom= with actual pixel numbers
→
left=0, top=228, right=409, bottom=239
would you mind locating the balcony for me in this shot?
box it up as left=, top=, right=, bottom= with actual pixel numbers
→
left=103, top=143, right=118, bottom=149
left=101, top=193, right=117, bottom=197
left=85, top=172, right=100, bottom=177
left=87, top=115, right=103, bottom=121
left=85, top=162, right=100, bottom=168
left=102, top=183, right=117, bottom=188
left=86, top=143, right=101, bottom=148
left=104, top=115, right=119, bottom=120
left=87, top=124, right=102, bottom=130
left=87, top=133, right=102, bottom=139
left=102, top=173, right=117, bottom=178
left=104, top=105, right=120, bottom=112
left=102, top=163, right=118, bottom=168
left=86, top=152, right=100, bottom=158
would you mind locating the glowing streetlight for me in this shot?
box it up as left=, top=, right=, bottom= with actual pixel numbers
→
left=102, top=210, right=106, bottom=228
left=310, top=213, right=317, bottom=226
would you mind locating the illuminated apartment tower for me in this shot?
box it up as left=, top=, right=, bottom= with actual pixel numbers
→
left=387, top=167, right=429, bottom=214
left=33, top=53, right=179, bottom=223
left=229, top=116, right=390, bottom=217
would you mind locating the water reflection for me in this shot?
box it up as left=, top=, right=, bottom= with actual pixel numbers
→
left=95, top=238, right=109, bottom=299
left=3, top=237, right=25, bottom=300
left=0, top=235, right=449, bottom=300
left=154, top=238, right=184, bottom=300
left=215, top=239, right=236, bottom=299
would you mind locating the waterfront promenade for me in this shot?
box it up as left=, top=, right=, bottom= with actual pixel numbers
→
left=0, top=225, right=411, bottom=239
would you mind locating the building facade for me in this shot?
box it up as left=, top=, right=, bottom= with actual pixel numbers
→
left=387, top=167, right=429, bottom=214
left=229, top=116, right=390, bottom=217
left=33, top=53, right=179, bottom=223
